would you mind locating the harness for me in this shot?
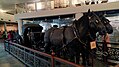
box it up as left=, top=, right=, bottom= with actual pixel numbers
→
left=55, top=23, right=89, bottom=52
left=61, top=20, right=98, bottom=51
left=50, top=21, right=96, bottom=53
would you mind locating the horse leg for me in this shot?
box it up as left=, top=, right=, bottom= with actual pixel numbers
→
left=85, top=52, right=91, bottom=66
left=82, top=53, right=86, bottom=65
left=75, top=54, right=80, bottom=64
left=81, top=49, right=91, bottom=66
left=66, top=47, right=75, bottom=63
left=44, top=43, right=51, bottom=53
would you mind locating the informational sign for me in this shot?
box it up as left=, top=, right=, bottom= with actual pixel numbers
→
left=90, top=41, right=96, bottom=49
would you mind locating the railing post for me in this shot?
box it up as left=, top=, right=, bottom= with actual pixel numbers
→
left=4, top=40, right=6, bottom=51
left=34, top=52, right=36, bottom=67
left=24, top=48, right=26, bottom=63
left=91, top=54, right=94, bottom=67
left=9, top=41, right=11, bottom=53
left=103, top=40, right=108, bottom=66
left=51, top=50, right=55, bottom=67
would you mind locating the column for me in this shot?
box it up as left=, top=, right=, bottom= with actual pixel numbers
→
left=18, top=20, right=23, bottom=35
left=75, top=13, right=83, bottom=20
left=4, top=22, right=7, bottom=38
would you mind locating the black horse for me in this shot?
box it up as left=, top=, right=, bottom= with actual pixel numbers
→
left=83, top=13, right=113, bottom=65
left=44, top=10, right=107, bottom=65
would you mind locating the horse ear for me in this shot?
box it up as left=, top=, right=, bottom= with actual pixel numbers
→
left=87, top=9, right=92, bottom=16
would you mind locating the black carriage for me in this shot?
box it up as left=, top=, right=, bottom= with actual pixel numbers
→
left=19, top=24, right=44, bottom=50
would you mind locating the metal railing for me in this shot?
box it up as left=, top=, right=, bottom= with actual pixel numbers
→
left=96, top=42, right=119, bottom=64
left=4, top=40, right=119, bottom=67
left=4, top=40, right=83, bottom=67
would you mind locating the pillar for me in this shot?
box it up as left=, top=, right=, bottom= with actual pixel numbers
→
left=18, top=20, right=23, bottom=35
left=4, top=22, right=7, bottom=38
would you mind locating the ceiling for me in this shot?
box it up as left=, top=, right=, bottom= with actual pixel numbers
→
left=0, top=0, right=119, bottom=15
left=0, top=0, right=43, bottom=15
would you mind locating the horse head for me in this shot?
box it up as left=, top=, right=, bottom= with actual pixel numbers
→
left=78, top=10, right=107, bottom=41
left=73, top=10, right=107, bottom=42
left=89, top=11, right=107, bottom=34
left=99, top=14, right=113, bottom=34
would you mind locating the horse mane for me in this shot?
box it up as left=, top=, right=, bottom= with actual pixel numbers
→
left=76, top=14, right=89, bottom=26
left=71, top=14, right=90, bottom=40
